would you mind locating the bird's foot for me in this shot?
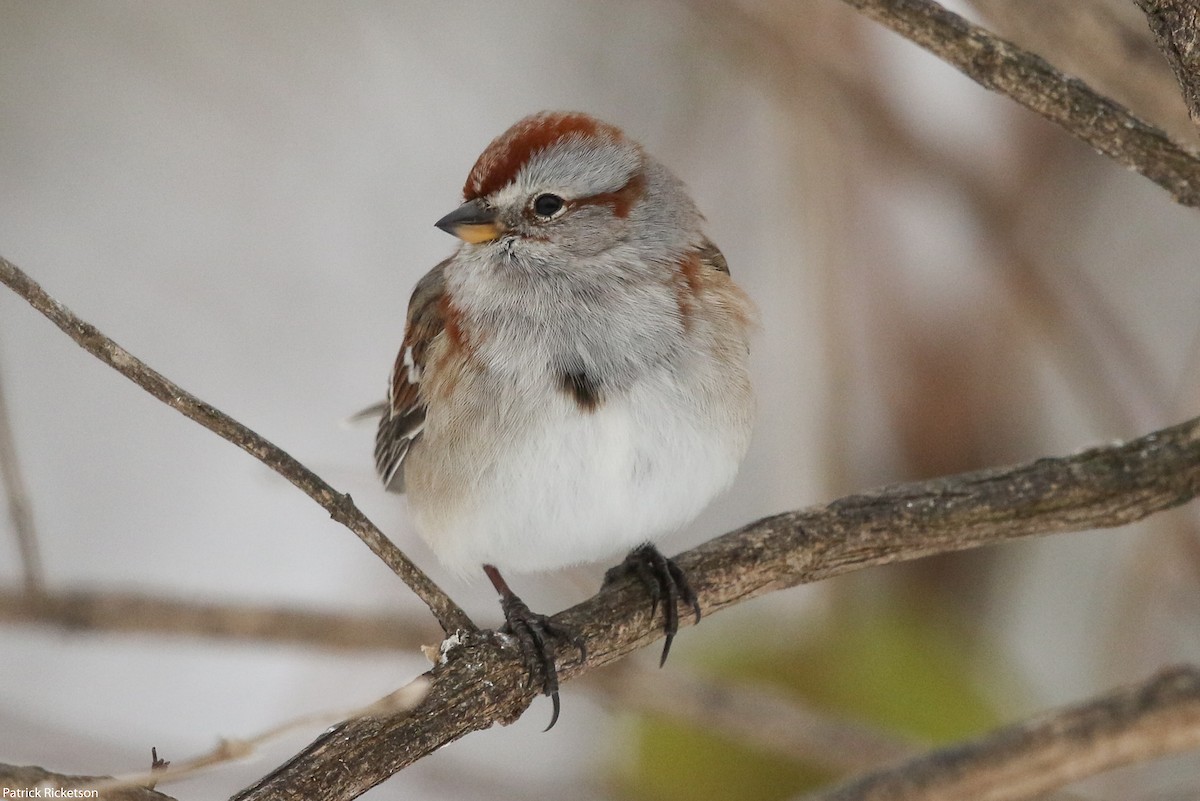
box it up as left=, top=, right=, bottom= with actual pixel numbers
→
left=603, top=543, right=701, bottom=666
left=498, top=592, right=586, bottom=731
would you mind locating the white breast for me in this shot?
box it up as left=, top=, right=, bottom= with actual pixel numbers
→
left=407, top=366, right=751, bottom=577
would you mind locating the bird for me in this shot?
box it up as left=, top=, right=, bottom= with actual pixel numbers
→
left=375, top=111, right=754, bottom=727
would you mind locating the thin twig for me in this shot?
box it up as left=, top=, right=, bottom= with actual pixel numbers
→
left=233, top=414, right=1200, bottom=800
left=0, top=680, right=428, bottom=799
left=85, top=677, right=430, bottom=795
left=804, top=666, right=1200, bottom=801
left=0, top=255, right=474, bottom=635
left=0, top=354, right=44, bottom=595
left=838, top=0, right=1200, bottom=206
left=1135, top=0, right=1200, bottom=128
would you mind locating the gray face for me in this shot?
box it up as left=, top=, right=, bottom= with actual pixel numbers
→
left=482, top=132, right=645, bottom=260
left=479, top=141, right=703, bottom=280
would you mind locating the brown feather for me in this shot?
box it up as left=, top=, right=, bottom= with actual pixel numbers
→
left=671, top=237, right=730, bottom=332
left=697, top=236, right=730, bottom=274
left=463, top=112, right=626, bottom=201
left=376, top=260, right=451, bottom=489
left=574, top=170, right=646, bottom=219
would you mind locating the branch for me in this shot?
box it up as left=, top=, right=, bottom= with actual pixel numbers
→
left=0, top=585, right=924, bottom=781
left=83, top=678, right=430, bottom=797
left=1135, top=0, right=1200, bottom=127
left=806, top=666, right=1200, bottom=801
left=233, top=414, right=1200, bottom=800
left=0, top=255, right=474, bottom=635
left=0, top=587, right=432, bottom=651
left=967, top=0, right=1200, bottom=148
left=838, top=0, right=1200, bottom=206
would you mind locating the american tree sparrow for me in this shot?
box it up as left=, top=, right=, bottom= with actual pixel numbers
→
left=376, top=111, right=754, bottom=725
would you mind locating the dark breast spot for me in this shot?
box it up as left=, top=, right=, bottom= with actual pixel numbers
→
left=559, top=369, right=602, bottom=412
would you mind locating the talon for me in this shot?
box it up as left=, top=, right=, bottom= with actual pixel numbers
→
left=604, top=543, right=702, bottom=666
left=545, top=686, right=561, bottom=732
left=667, top=557, right=702, bottom=625
left=486, top=564, right=583, bottom=730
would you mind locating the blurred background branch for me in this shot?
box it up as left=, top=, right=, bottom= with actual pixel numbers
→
left=0, top=587, right=431, bottom=651
left=809, top=666, right=1200, bottom=801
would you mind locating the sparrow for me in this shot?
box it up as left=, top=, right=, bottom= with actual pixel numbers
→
left=376, top=111, right=754, bottom=726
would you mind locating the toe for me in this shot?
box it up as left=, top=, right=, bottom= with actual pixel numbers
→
left=498, top=599, right=583, bottom=730
left=606, top=544, right=703, bottom=667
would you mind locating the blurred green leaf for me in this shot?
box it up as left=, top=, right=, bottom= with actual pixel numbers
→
left=619, top=600, right=1001, bottom=801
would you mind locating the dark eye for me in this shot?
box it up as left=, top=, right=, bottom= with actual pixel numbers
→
left=532, top=193, right=565, bottom=218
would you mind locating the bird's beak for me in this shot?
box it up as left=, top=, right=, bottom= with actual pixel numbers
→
left=434, top=198, right=504, bottom=244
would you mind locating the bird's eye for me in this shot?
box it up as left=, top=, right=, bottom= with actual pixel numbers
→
left=532, top=193, right=565, bottom=218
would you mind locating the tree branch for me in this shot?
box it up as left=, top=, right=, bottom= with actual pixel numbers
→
left=966, top=0, right=1200, bottom=147
left=0, top=585, right=924, bottom=777
left=838, top=0, right=1200, bottom=206
left=1135, top=0, right=1200, bottom=128
left=0, top=255, right=474, bottom=635
left=232, top=414, right=1200, bottom=800
left=0, top=587, right=432, bottom=651
left=806, top=665, right=1200, bottom=801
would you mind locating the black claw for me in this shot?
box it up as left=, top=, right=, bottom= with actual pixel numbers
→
left=498, top=593, right=584, bottom=731
left=667, top=557, right=702, bottom=625
left=604, top=543, right=702, bottom=666
left=546, top=687, right=561, bottom=732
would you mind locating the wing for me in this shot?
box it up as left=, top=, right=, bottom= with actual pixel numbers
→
left=374, top=260, right=451, bottom=492
left=697, top=235, right=730, bottom=275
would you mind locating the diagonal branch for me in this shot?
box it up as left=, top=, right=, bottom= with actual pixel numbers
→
left=968, top=0, right=1200, bottom=148
left=1135, top=0, right=1200, bottom=128
left=805, top=665, right=1200, bottom=801
left=232, top=414, right=1200, bottom=800
left=0, top=255, right=474, bottom=635
left=838, top=0, right=1200, bottom=206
